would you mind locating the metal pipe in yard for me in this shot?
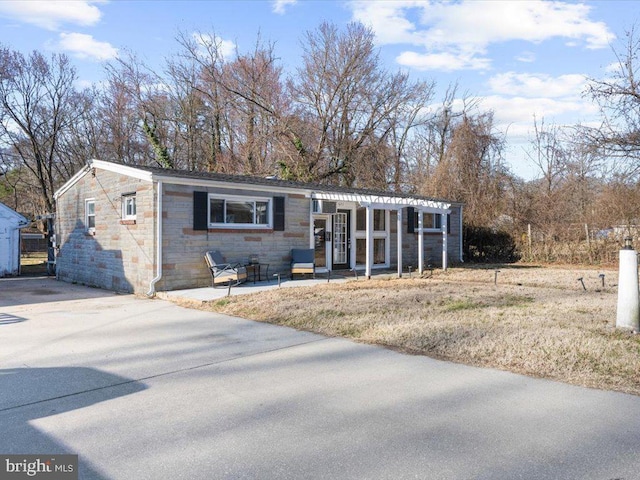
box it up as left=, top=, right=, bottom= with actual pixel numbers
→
left=616, top=243, right=640, bottom=332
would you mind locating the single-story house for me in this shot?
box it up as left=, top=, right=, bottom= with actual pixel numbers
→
left=0, top=202, right=29, bottom=277
left=54, top=159, right=463, bottom=295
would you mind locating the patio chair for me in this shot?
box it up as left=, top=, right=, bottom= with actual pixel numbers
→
left=204, top=250, right=247, bottom=288
left=290, top=248, right=315, bottom=279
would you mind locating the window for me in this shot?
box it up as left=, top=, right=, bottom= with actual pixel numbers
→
left=85, top=199, right=95, bottom=232
left=122, top=194, right=136, bottom=220
left=356, top=238, right=386, bottom=265
left=209, top=195, right=271, bottom=228
left=355, top=208, right=389, bottom=268
left=356, top=208, right=386, bottom=231
left=413, top=212, right=451, bottom=232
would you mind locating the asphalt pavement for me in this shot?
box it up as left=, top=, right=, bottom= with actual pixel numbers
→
left=1, top=276, right=639, bottom=479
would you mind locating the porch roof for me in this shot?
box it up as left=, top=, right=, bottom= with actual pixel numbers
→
left=310, top=191, right=451, bottom=213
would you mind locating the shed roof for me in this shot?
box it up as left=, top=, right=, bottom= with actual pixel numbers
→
left=0, top=202, right=29, bottom=227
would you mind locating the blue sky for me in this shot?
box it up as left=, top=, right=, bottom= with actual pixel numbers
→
left=0, top=0, right=638, bottom=180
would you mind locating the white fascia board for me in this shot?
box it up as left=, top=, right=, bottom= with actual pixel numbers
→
left=89, top=159, right=154, bottom=182
left=151, top=174, right=314, bottom=196
left=312, top=191, right=452, bottom=212
left=55, top=160, right=154, bottom=200
left=360, top=202, right=451, bottom=214
left=54, top=165, right=91, bottom=200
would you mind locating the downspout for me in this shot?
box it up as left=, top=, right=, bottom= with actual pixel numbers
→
left=147, top=180, right=163, bottom=297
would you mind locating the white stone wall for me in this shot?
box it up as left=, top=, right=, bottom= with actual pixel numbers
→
left=158, top=185, right=312, bottom=290
left=56, top=169, right=156, bottom=293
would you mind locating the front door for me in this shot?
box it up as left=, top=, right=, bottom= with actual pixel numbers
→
left=313, top=218, right=328, bottom=269
left=332, top=210, right=351, bottom=270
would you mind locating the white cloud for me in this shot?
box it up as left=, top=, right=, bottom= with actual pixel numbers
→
left=516, top=51, right=536, bottom=63
left=272, top=0, right=297, bottom=15
left=193, top=33, right=237, bottom=61
left=349, top=0, right=615, bottom=72
left=0, top=0, right=104, bottom=30
left=605, top=61, right=622, bottom=73
left=480, top=94, right=596, bottom=125
left=50, top=32, right=117, bottom=61
left=488, top=72, right=587, bottom=98
left=397, top=50, right=490, bottom=72
left=468, top=93, right=600, bottom=178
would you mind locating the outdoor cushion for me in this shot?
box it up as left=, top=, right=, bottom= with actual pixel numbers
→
left=205, top=250, right=247, bottom=287
left=290, top=248, right=315, bottom=278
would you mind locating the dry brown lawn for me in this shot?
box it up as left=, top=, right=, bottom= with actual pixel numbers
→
left=193, top=265, right=640, bottom=396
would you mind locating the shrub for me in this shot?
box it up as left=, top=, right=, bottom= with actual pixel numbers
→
left=463, top=225, right=520, bottom=263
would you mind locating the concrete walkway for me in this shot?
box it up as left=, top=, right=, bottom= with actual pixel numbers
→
left=158, top=274, right=351, bottom=302
left=1, top=276, right=639, bottom=479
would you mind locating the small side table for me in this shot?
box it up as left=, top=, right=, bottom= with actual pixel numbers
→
left=245, top=263, right=270, bottom=283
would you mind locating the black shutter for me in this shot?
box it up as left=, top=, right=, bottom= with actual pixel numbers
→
left=193, top=191, right=208, bottom=231
left=273, top=196, right=285, bottom=231
left=407, top=207, right=415, bottom=234
left=447, top=214, right=451, bottom=234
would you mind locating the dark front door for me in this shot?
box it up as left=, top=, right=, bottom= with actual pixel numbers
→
left=313, top=218, right=327, bottom=269
left=332, top=210, right=351, bottom=270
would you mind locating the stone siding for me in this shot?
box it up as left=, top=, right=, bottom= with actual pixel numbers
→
left=158, top=184, right=311, bottom=291
left=398, top=207, right=462, bottom=270
left=55, top=165, right=462, bottom=293
left=56, top=169, right=155, bottom=293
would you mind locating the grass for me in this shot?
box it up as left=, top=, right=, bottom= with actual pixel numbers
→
left=190, top=265, right=640, bottom=396
left=20, top=252, right=48, bottom=275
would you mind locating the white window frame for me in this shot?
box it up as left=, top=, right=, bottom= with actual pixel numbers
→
left=85, top=198, right=96, bottom=233
left=355, top=209, right=390, bottom=268
left=208, top=194, right=272, bottom=229
left=415, top=212, right=443, bottom=232
left=122, top=193, right=137, bottom=220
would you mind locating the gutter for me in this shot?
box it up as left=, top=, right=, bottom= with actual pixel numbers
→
left=147, top=180, right=163, bottom=297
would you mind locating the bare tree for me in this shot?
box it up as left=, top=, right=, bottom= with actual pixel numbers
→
left=285, top=22, right=431, bottom=186
left=431, top=111, right=507, bottom=226
left=383, top=74, right=435, bottom=192
left=408, top=84, right=474, bottom=195
left=175, top=30, right=236, bottom=172
left=222, top=37, right=285, bottom=175
left=0, top=47, right=83, bottom=213
left=584, top=26, right=640, bottom=180
left=105, top=53, right=175, bottom=168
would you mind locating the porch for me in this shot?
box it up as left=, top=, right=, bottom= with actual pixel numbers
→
left=310, top=192, right=460, bottom=279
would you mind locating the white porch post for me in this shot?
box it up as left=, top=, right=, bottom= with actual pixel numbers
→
left=442, top=213, right=448, bottom=270
left=397, top=207, right=403, bottom=278
left=459, top=205, right=464, bottom=262
left=366, top=205, right=373, bottom=279
left=418, top=209, right=424, bottom=274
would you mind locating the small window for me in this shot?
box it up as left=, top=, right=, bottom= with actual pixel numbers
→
left=122, top=194, right=136, bottom=220
left=85, top=199, right=95, bottom=231
left=413, top=212, right=450, bottom=232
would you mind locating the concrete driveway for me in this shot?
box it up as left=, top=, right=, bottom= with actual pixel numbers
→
left=1, top=277, right=639, bottom=479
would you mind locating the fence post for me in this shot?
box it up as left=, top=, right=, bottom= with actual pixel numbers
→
left=585, top=223, right=593, bottom=264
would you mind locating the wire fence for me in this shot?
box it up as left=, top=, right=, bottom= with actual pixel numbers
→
left=515, top=223, right=630, bottom=265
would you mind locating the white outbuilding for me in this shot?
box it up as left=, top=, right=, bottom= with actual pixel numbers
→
left=0, top=202, right=29, bottom=277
